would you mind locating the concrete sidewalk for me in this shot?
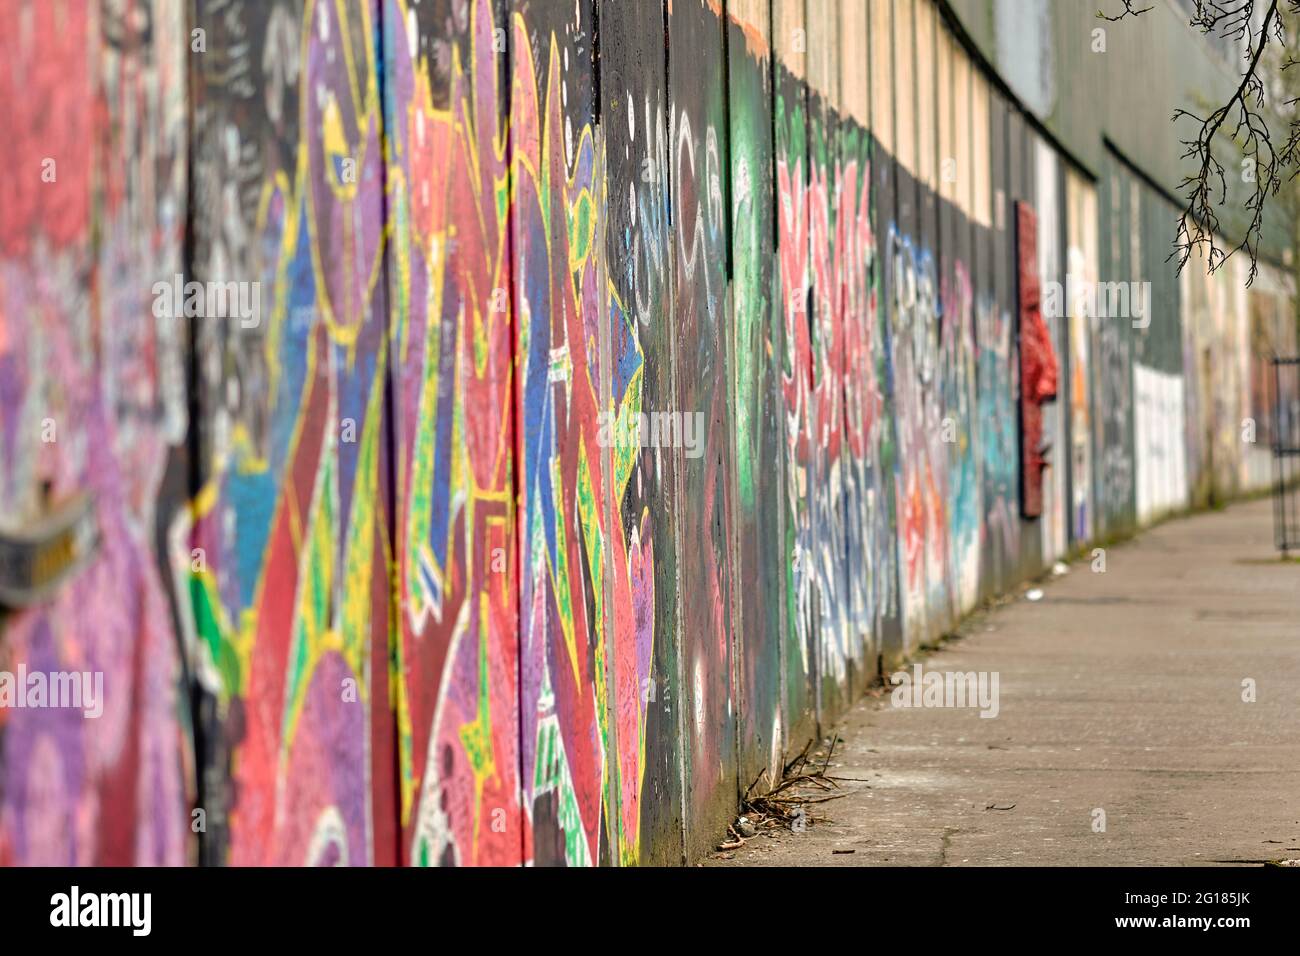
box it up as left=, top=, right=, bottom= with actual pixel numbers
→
left=708, top=499, right=1300, bottom=866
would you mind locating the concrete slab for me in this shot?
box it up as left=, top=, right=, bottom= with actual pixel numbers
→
left=706, top=499, right=1300, bottom=866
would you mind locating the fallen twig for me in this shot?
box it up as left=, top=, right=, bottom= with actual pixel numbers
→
left=738, top=734, right=850, bottom=832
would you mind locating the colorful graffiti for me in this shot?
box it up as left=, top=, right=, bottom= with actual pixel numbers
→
left=0, top=0, right=191, bottom=866
left=668, top=0, right=739, bottom=857
left=187, top=0, right=396, bottom=866
left=1016, top=201, right=1059, bottom=521
left=727, top=3, right=786, bottom=799
left=1033, top=144, right=1068, bottom=559
left=385, top=0, right=519, bottom=867
left=774, top=36, right=817, bottom=733
left=976, top=290, right=1021, bottom=577
left=839, top=123, right=894, bottom=661
left=939, top=257, right=981, bottom=615
left=889, top=226, right=947, bottom=639
left=2, top=0, right=1292, bottom=868
left=601, top=0, right=682, bottom=866
left=1066, top=170, right=1096, bottom=543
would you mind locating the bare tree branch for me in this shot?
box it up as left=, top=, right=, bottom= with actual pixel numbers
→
left=1103, top=0, right=1300, bottom=285
left=1098, top=1, right=1154, bottom=22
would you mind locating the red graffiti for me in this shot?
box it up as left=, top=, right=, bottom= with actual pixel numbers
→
left=1017, top=201, right=1058, bottom=519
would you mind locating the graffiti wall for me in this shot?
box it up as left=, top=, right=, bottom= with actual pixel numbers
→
left=600, top=0, right=686, bottom=865
left=1, top=0, right=1292, bottom=866
left=773, top=0, right=816, bottom=743
left=727, top=0, right=786, bottom=819
left=387, top=0, right=519, bottom=867
left=0, top=0, right=192, bottom=866
left=1065, top=169, right=1097, bottom=543
left=187, top=0, right=398, bottom=866
left=837, top=1, right=887, bottom=694
left=1033, top=140, right=1068, bottom=560
left=937, top=28, right=982, bottom=623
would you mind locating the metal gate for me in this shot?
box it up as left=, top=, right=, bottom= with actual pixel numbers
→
left=1273, top=357, right=1300, bottom=554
